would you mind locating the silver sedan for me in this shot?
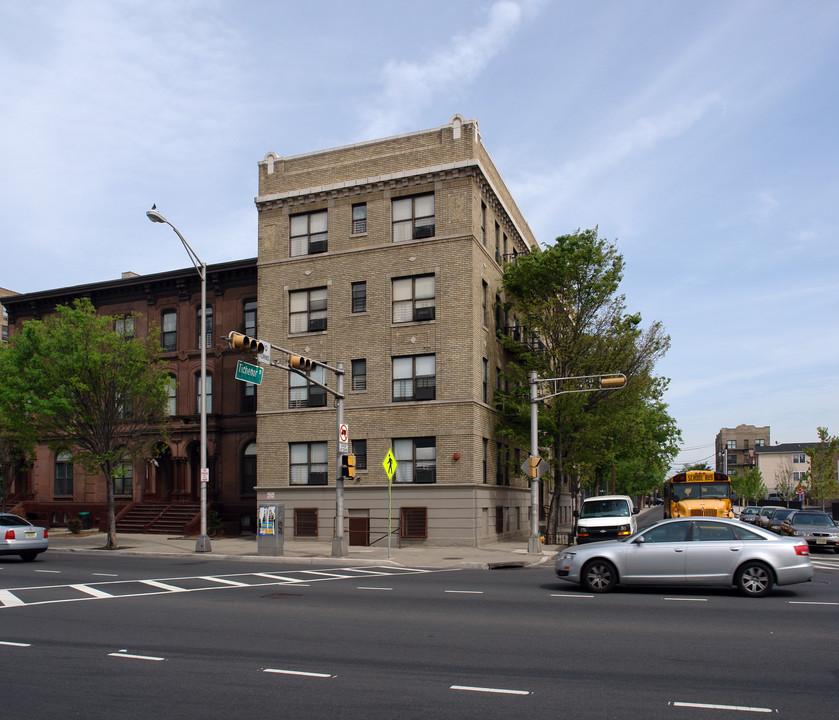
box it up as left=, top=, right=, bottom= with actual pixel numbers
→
left=555, top=517, right=812, bottom=597
left=0, top=513, right=49, bottom=562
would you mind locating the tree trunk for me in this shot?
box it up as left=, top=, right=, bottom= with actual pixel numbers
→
left=103, top=464, right=118, bottom=549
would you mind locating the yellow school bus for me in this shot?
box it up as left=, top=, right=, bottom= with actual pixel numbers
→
left=663, top=470, right=734, bottom=518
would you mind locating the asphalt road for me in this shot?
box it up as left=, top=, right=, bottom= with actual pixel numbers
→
left=1, top=548, right=838, bottom=719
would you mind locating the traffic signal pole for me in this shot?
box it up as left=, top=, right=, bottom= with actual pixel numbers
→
left=332, top=362, right=347, bottom=558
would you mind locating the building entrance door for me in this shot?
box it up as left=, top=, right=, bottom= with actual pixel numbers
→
left=348, top=517, right=370, bottom=546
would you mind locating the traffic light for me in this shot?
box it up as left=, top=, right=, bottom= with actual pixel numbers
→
left=341, top=454, right=356, bottom=479
left=289, top=354, right=314, bottom=373
left=227, top=331, right=265, bottom=356
left=599, top=375, right=626, bottom=389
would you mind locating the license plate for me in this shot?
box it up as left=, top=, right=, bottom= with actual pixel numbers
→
left=816, top=539, right=826, bottom=544
left=25, top=531, right=36, bottom=539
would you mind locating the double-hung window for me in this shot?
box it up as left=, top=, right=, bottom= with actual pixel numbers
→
left=290, top=442, right=328, bottom=485
left=392, top=193, right=434, bottom=241
left=290, top=365, right=327, bottom=408
left=290, top=287, right=327, bottom=333
left=161, top=311, right=177, bottom=352
left=114, top=462, right=133, bottom=496
left=290, top=209, right=328, bottom=256
left=196, top=373, right=213, bottom=414
left=393, top=354, right=435, bottom=402
left=393, top=437, right=436, bottom=484
left=392, top=275, right=435, bottom=323
left=352, top=282, right=367, bottom=313
left=351, top=359, right=367, bottom=391
left=115, top=316, right=135, bottom=339
left=196, top=306, right=213, bottom=350
left=54, top=451, right=73, bottom=497
left=352, top=203, right=367, bottom=234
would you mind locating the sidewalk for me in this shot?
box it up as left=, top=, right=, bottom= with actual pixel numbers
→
left=47, top=530, right=564, bottom=570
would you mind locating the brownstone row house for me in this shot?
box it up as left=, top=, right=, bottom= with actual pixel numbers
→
left=2, top=260, right=259, bottom=535
left=3, top=115, right=544, bottom=546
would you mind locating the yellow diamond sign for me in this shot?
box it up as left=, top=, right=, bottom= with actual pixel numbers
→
left=382, top=449, right=398, bottom=481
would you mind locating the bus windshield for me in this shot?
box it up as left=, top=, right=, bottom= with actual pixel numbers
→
left=671, top=482, right=729, bottom=501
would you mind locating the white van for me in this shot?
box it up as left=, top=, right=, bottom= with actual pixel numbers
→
left=574, top=495, right=638, bottom=544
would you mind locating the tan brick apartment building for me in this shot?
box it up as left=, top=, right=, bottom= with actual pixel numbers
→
left=715, top=424, right=771, bottom=476
left=254, top=115, right=537, bottom=546
left=2, top=261, right=258, bottom=534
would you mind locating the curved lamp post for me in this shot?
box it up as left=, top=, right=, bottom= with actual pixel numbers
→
left=146, top=207, right=211, bottom=553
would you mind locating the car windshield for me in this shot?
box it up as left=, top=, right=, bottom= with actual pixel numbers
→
left=0, top=515, right=31, bottom=527
left=580, top=500, right=629, bottom=518
left=672, top=482, right=729, bottom=501
left=793, top=514, right=835, bottom=527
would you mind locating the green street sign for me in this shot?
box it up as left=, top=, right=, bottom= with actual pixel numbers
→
left=235, top=359, right=263, bottom=386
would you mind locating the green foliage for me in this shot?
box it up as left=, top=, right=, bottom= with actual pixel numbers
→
left=806, top=427, right=839, bottom=505
left=681, top=462, right=711, bottom=472
left=497, top=228, right=680, bottom=513
left=0, top=298, right=171, bottom=547
left=208, top=509, right=224, bottom=537
left=730, top=467, right=766, bottom=503
left=67, top=517, right=83, bottom=534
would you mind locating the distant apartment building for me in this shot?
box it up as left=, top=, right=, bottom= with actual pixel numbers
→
left=715, top=424, right=771, bottom=476
left=1, top=261, right=258, bottom=534
left=755, top=443, right=811, bottom=496
left=0, top=286, right=17, bottom=342
left=253, top=115, right=537, bottom=546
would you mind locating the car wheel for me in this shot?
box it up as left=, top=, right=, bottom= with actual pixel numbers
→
left=735, top=561, right=773, bottom=597
left=582, top=559, right=617, bottom=593
left=19, top=551, right=38, bottom=562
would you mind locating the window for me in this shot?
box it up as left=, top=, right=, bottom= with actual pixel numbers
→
left=392, top=193, right=434, bottom=241
left=115, top=316, right=135, bottom=339
left=392, top=275, right=435, bottom=323
left=483, top=439, right=488, bottom=484
left=755, top=438, right=766, bottom=447
left=642, top=522, right=688, bottom=543
left=793, top=471, right=806, bottom=481
left=480, top=201, right=487, bottom=246
left=482, top=358, right=488, bottom=403
left=54, top=451, right=73, bottom=496
left=242, top=379, right=256, bottom=413
left=290, top=209, right=328, bottom=256
left=393, top=355, right=435, bottom=402
left=726, top=440, right=736, bottom=449
left=728, top=453, right=737, bottom=465
left=243, top=299, right=257, bottom=336
left=482, top=280, right=489, bottom=326
left=494, top=222, right=501, bottom=262
left=351, top=359, right=367, bottom=391
left=294, top=508, right=319, bottom=537
left=352, top=439, right=367, bottom=471
left=290, top=442, right=328, bottom=485
left=161, top=311, right=177, bottom=352
left=691, top=521, right=737, bottom=541
left=290, top=365, right=327, bottom=408
left=196, top=306, right=213, bottom=350
left=352, top=203, right=367, bottom=234
left=290, top=288, right=327, bottom=333
left=393, top=437, right=436, bottom=483
left=792, top=454, right=806, bottom=464
left=165, top=374, right=177, bottom=416
left=114, top=462, right=133, bottom=496
left=195, top=373, right=212, bottom=414
left=241, top=442, right=257, bottom=496
left=352, top=282, right=367, bottom=313
left=400, top=507, right=428, bottom=538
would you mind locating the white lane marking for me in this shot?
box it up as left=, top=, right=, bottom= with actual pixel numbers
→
left=0, top=640, right=31, bottom=647
left=357, top=587, right=392, bottom=591
left=141, top=579, right=186, bottom=592
left=664, top=597, right=708, bottom=602
left=92, top=573, right=119, bottom=577
left=0, top=590, right=24, bottom=607
left=788, top=600, right=839, bottom=606
left=451, top=684, right=530, bottom=696
left=445, top=590, right=483, bottom=594
left=109, top=651, right=165, bottom=662
left=263, top=668, right=332, bottom=678
left=254, top=573, right=310, bottom=584
left=200, top=576, right=248, bottom=587
left=35, top=570, right=61, bottom=574
left=299, top=570, right=356, bottom=579
left=671, top=701, right=772, bottom=713
left=551, top=593, right=594, bottom=598
left=70, top=584, right=114, bottom=599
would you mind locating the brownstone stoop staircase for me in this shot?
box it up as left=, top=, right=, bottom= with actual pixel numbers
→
left=115, top=503, right=200, bottom=535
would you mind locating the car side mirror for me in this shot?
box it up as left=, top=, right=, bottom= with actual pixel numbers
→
left=632, top=535, right=646, bottom=544
left=632, top=506, right=639, bottom=515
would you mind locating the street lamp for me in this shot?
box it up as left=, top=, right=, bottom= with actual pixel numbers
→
left=146, top=207, right=211, bottom=553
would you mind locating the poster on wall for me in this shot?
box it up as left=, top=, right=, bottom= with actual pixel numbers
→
left=259, top=505, right=276, bottom=536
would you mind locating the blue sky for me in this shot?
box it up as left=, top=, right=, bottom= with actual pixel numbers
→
left=2, top=0, right=838, bottom=468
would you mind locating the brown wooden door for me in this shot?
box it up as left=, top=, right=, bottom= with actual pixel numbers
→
left=348, top=517, right=370, bottom=546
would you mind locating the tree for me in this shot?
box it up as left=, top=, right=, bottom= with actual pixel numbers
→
left=0, top=298, right=170, bottom=548
left=681, top=462, right=711, bottom=472
left=497, top=228, right=680, bottom=538
left=806, top=427, right=839, bottom=510
left=773, top=460, right=796, bottom=501
left=730, top=467, right=766, bottom=505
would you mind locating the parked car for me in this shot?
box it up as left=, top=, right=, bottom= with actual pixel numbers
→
left=756, top=506, right=785, bottom=529
left=739, top=506, right=762, bottom=524
left=0, top=513, right=49, bottom=561
left=779, top=511, right=839, bottom=553
left=573, top=495, right=638, bottom=544
left=555, top=517, right=812, bottom=597
left=766, top=507, right=795, bottom=534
